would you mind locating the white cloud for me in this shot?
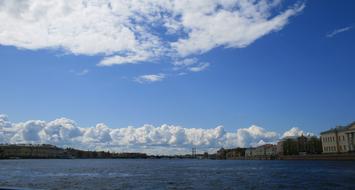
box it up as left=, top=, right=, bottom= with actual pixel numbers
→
left=0, top=0, right=304, bottom=68
left=98, top=52, right=152, bottom=66
left=135, top=74, right=165, bottom=83
left=282, top=127, right=313, bottom=138
left=0, top=113, right=315, bottom=154
left=170, top=1, right=305, bottom=56
left=173, top=58, right=210, bottom=72
left=326, top=26, right=353, bottom=38
left=235, top=125, right=278, bottom=148
left=173, top=58, right=199, bottom=67
left=188, top=62, right=210, bottom=72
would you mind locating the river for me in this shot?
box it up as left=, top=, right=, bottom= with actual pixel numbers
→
left=0, top=159, right=354, bottom=189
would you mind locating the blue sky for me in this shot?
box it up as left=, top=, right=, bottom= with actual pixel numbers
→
left=0, top=0, right=355, bottom=153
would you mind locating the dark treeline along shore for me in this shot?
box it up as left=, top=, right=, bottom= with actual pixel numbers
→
left=0, top=144, right=201, bottom=159
left=0, top=144, right=148, bottom=159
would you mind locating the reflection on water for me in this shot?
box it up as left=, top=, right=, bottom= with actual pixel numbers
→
left=0, top=159, right=355, bottom=190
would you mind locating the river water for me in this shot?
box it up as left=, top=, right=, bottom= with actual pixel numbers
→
left=0, top=159, right=354, bottom=190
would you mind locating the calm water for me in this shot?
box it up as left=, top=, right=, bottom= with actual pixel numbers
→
left=0, top=159, right=354, bottom=190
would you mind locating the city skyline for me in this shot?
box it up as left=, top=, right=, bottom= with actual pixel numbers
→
left=1, top=0, right=355, bottom=154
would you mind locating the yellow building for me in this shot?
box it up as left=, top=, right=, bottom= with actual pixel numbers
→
left=320, top=122, right=355, bottom=153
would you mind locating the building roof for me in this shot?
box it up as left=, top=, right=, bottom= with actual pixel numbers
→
left=320, top=122, right=355, bottom=135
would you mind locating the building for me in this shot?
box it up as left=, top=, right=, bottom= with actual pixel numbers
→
left=216, top=148, right=227, bottom=159
left=276, top=141, right=284, bottom=155
left=226, top=148, right=245, bottom=159
left=320, top=122, right=355, bottom=154
left=245, top=148, right=254, bottom=159
left=245, top=144, right=277, bottom=160
left=216, top=147, right=246, bottom=160
left=277, top=135, right=322, bottom=155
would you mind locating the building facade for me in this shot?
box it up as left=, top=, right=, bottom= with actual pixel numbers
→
left=216, top=147, right=246, bottom=160
left=277, top=135, right=322, bottom=155
left=245, top=148, right=254, bottom=159
left=320, top=122, right=355, bottom=153
left=245, top=144, right=277, bottom=159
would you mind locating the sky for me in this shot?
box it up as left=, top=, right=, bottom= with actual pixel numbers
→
left=0, top=0, right=355, bottom=154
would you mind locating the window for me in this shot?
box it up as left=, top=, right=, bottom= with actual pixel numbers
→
left=343, top=136, right=345, bottom=141
left=344, top=145, right=347, bottom=151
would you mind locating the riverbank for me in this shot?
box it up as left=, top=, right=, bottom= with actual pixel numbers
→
left=278, top=153, right=355, bottom=160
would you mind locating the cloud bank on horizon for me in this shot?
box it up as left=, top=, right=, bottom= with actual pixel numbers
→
left=0, top=0, right=304, bottom=80
left=0, top=114, right=312, bottom=154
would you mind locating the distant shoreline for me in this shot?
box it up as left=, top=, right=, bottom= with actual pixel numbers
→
left=1, top=144, right=355, bottom=161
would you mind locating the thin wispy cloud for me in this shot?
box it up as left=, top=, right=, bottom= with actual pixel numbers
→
left=173, top=58, right=210, bottom=73
left=76, top=69, right=89, bottom=76
left=0, top=114, right=313, bottom=154
left=188, top=62, right=210, bottom=72
left=326, top=26, right=353, bottom=38
left=135, top=74, right=165, bottom=84
left=70, top=69, right=89, bottom=76
left=0, top=0, right=305, bottom=81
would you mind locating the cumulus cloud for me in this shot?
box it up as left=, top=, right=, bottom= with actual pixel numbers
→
left=0, top=114, right=315, bottom=154
left=282, top=127, right=313, bottom=138
left=235, top=125, right=278, bottom=148
left=0, top=0, right=304, bottom=68
left=135, top=74, right=165, bottom=83
left=326, top=26, right=353, bottom=38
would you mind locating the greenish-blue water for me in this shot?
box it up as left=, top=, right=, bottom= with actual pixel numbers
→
left=0, top=159, right=354, bottom=190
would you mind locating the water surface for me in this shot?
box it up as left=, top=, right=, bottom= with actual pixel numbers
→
left=0, top=159, right=354, bottom=190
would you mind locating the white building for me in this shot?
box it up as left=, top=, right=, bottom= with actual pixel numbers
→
left=320, top=122, right=355, bottom=153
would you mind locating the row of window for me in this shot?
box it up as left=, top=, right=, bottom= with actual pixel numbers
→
left=339, top=145, right=347, bottom=151
left=323, top=136, right=335, bottom=142
left=322, top=135, right=346, bottom=143
left=324, top=146, right=336, bottom=152
left=324, top=145, right=347, bottom=152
